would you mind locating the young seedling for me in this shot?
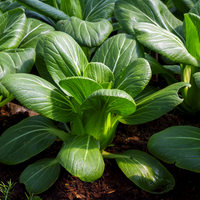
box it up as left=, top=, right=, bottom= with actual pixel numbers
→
left=0, top=179, right=16, bottom=200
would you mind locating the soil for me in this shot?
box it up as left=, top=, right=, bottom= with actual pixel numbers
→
left=1, top=98, right=200, bottom=200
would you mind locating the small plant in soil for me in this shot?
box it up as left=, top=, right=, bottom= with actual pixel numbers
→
left=0, top=179, right=16, bottom=200
left=0, top=31, right=189, bottom=195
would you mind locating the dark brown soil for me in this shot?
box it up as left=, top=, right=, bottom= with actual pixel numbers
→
left=1, top=101, right=200, bottom=200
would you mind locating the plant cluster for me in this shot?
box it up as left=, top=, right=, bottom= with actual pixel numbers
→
left=0, top=0, right=200, bottom=197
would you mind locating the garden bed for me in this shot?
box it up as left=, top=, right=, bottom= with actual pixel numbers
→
left=1, top=102, right=200, bottom=200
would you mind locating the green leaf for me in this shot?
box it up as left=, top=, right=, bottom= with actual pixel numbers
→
left=116, top=150, right=175, bottom=194
left=0, top=1, right=20, bottom=13
left=56, top=17, right=113, bottom=47
left=60, top=0, right=83, bottom=19
left=134, top=86, right=158, bottom=103
left=92, top=34, right=144, bottom=78
left=83, top=0, right=115, bottom=21
left=83, top=62, right=115, bottom=86
left=43, top=31, right=88, bottom=85
left=0, top=116, right=57, bottom=164
left=0, top=8, right=26, bottom=51
left=184, top=13, right=200, bottom=61
left=1, top=73, right=77, bottom=122
left=35, top=35, right=56, bottom=86
left=132, top=22, right=200, bottom=67
left=121, top=82, right=190, bottom=125
left=16, top=0, right=69, bottom=21
left=59, top=77, right=102, bottom=104
left=0, top=48, right=35, bottom=76
left=81, top=89, right=136, bottom=116
left=57, top=135, right=104, bottom=182
left=193, top=72, right=200, bottom=87
left=173, top=0, right=197, bottom=13
left=0, top=48, right=35, bottom=98
left=115, top=58, right=151, bottom=98
left=20, top=158, right=60, bottom=194
left=115, top=0, right=184, bottom=40
left=189, top=0, right=200, bottom=15
left=148, top=126, right=200, bottom=173
left=18, top=18, right=55, bottom=48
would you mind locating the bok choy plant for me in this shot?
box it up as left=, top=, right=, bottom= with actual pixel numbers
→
left=115, top=0, right=200, bottom=114
left=0, top=31, right=189, bottom=194
left=0, top=7, right=54, bottom=107
left=16, top=0, right=115, bottom=52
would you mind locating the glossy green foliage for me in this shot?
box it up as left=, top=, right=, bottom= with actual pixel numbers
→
left=115, top=0, right=200, bottom=67
left=194, top=72, right=200, bottom=87
left=148, top=126, right=200, bottom=173
left=1, top=73, right=77, bottom=122
left=60, top=0, right=83, bottom=19
left=0, top=8, right=26, bottom=51
left=56, top=17, right=112, bottom=47
left=20, top=158, right=60, bottom=194
left=173, top=0, right=198, bottom=13
left=115, top=0, right=200, bottom=114
left=115, top=150, right=175, bottom=194
left=1, top=30, right=189, bottom=194
left=0, top=8, right=55, bottom=105
left=120, top=82, right=190, bottom=124
left=57, top=135, right=104, bottom=182
left=19, top=18, right=55, bottom=48
left=57, top=0, right=115, bottom=46
left=0, top=116, right=57, bottom=164
left=0, top=48, right=35, bottom=98
left=16, top=0, right=115, bottom=47
left=16, top=0, right=69, bottom=20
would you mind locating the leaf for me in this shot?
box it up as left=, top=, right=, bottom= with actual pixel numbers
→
left=35, top=35, right=56, bottom=85
left=184, top=13, right=200, bottom=61
left=0, top=1, right=21, bottom=12
left=56, top=17, right=113, bottom=47
left=132, top=22, right=200, bottom=67
left=0, top=48, right=35, bottom=98
left=0, top=8, right=26, bottom=51
left=43, top=31, right=88, bottom=85
left=81, top=89, right=136, bottom=116
left=0, top=116, right=57, bottom=164
left=189, top=0, right=200, bottom=15
left=114, top=58, right=151, bottom=98
left=116, top=150, right=175, bottom=194
left=20, top=158, right=60, bottom=194
left=59, top=77, right=102, bottom=104
left=120, top=82, right=190, bottom=125
left=193, top=72, right=200, bottom=87
left=0, top=48, right=35, bottom=78
left=148, top=126, right=200, bottom=173
left=83, top=0, right=115, bottom=21
left=24, top=9, right=56, bottom=27
left=1, top=73, right=77, bottom=122
left=134, top=86, right=158, bottom=103
left=92, top=34, right=144, bottom=78
left=18, top=18, right=55, bottom=48
left=83, top=62, right=115, bottom=86
left=16, top=0, right=69, bottom=21
left=115, top=0, right=184, bottom=40
left=60, top=0, right=83, bottom=19
left=57, top=135, right=104, bottom=182
left=173, top=0, right=198, bottom=13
